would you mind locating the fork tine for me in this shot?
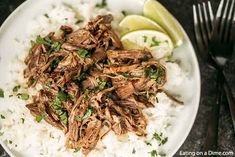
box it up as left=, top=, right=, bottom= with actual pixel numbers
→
left=198, top=4, right=209, bottom=47
left=193, top=5, right=204, bottom=51
left=208, top=1, right=215, bottom=30
left=223, top=0, right=235, bottom=42
left=202, top=2, right=213, bottom=39
left=193, top=4, right=208, bottom=60
left=214, top=0, right=225, bottom=32
left=219, top=0, right=232, bottom=42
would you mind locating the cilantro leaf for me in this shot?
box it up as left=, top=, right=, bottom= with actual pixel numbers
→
left=77, top=49, right=89, bottom=58
left=0, top=88, right=4, bottom=98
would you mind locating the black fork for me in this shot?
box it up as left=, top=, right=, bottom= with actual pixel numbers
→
left=193, top=0, right=235, bottom=154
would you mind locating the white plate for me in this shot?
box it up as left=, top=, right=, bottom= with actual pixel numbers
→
left=0, top=0, right=201, bottom=156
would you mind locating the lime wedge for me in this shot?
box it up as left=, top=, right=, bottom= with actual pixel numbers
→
left=121, top=30, right=173, bottom=59
left=122, top=39, right=145, bottom=50
left=143, top=0, right=184, bottom=47
left=119, top=15, right=165, bottom=36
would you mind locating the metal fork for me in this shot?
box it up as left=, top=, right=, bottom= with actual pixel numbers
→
left=193, top=0, right=235, bottom=152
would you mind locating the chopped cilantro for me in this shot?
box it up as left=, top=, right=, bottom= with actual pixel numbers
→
left=153, top=132, right=168, bottom=146
left=74, top=147, right=80, bottom=153
left=77, top=49, right=89, bottom=58
left=156, top=97, right=159, bottom=103
left=144, top=67, right=164, bottom=83
left=150, top=37, right=160, bottom=47
left=98, top=82, right=106, bottom=90
left=150, top=150, right=158, bottom=157
left=142, top=54, right=149, bottom=61
left=121, top=10, right=127, bottom=16
left=75, top=116, right=82, bottom=122
left=51, top=92, right=68, bottom=125
left=95, top=0, right=107, bottom=8
left=57, top=91, right=68, bottom=102
left=83, top=90, right=89, bottom=100
left=143, top=35, right=148, bottom=43
left=83, top=108, right=96, bottom=120
left=132, top=148, right=136, bottom=154
left=162, top=137, right=168, bottom=145
left=13, top=85, right=21, bottom=93
left=0, top=88, right=4, bottom=98
left=52, top=42, right=61, bottom=52
left=35, top=113, right=46, bottom=123
left=17, top=93, right=30, bottom=100
left=122, top=73, right=132, bottom=78
left=44, top=13, right=49, bottom=18
left=60, top=112, right=68, bottom=125
left=36, top=35, right=52, bottom=46
left=51, top=97, right=62, bottom=110
left=145, top=141, right=152, bottom=146
left=75, top=19, right=84, bottom=24
left=21, top=118, right=25, bottom=124
left=50, top=58, right=60, bottom=69
left=0, top=115, right=5, bottom=119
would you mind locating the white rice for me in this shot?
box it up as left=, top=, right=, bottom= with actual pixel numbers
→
left=0, top=1, right=189, bottom=157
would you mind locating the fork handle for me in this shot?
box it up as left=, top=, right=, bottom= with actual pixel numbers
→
left=203, top=69, right=224, bottom=153
left=223, top=76, right=235, bottom=132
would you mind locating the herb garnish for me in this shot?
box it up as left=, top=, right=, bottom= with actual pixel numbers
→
left=153, top=132, right=168, bottom=146
left=143, top=35, right=148, bottom=43
left=142, top=54, right=149, bottom=61
left=52, top=42, right=61, bottom=52
left=21, top=118, right=25, bottom=124
left=121, top=10, right=127, bottom=16
left=98, top=82, right=107, bottom=90
left=95, top=0, right=107, bottom=8
left=75, top=19, right=84, bottom=24
left=122, top=73, right=132, bottom=78
left=35, top=112, right=46, bottom=123
left=145, top=141, right=152, bottom=146
left=156, top=97, right=159, bottom=103
left=60, top=112, right=68, bottom=125
left=83, top=108, right=96, bottom=119
left=17, top=93, right=30, bottom=100
left=0, top=88, right=4, bottom=98
left=150, top=37, right=160, bottom=47
left=36, top=35, right=52, bottom=46
left=51, top=91, right=69, bottom=125
left=50, top=58, right=60, bottom=69
left=57, top=91, right=68, bottom=102
left=44, top=13, right=49, bottom=18
left=150, top=150, right=158, bottom=157
left=77, top=49, right=89, bottom=58
left=75, top=116, right=82, bottom=122
left=74, top=147, right=80, bottom=153
left=13, top=85, right=21, bottom=93
left=0, top=115, right=5, bottom=119
left=132, top=148, right=136, bottom=154
left=75, top=108, right=96, bottom=122
left=144, top=67, right=164, bottom=84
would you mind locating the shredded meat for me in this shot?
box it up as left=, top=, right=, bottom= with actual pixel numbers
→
left=23, top=14, right=170, bottom=155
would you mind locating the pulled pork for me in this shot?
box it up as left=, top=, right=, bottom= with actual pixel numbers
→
left=24, top=14, right=167, bottom=155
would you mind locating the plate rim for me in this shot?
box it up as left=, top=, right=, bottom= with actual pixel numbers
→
left=0, top=0, right=201, bottom=156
